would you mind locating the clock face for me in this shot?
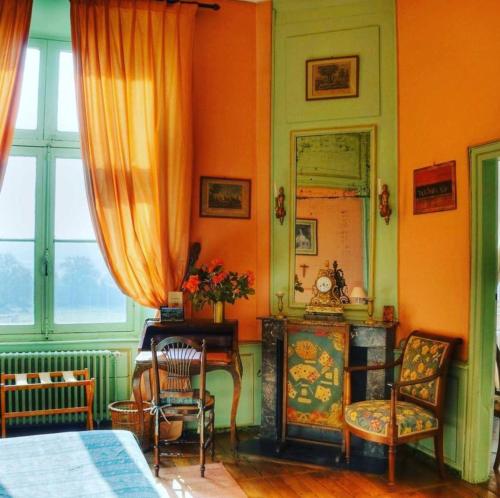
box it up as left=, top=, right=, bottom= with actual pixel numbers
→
left=316, top=276, right=333, bottom=293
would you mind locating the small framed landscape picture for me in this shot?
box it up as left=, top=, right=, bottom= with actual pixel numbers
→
left=295, top=219, right=318, bottom=256
left=200, top=176, right=251, bottom=219
left=306, top=55, right=359, bottom=101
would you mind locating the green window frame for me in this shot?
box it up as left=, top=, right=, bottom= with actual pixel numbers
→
left=0, top=38, right=136, bottom=338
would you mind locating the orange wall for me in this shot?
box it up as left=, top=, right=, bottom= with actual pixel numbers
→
left=397, top=0, right=500, bottom=359
left=189, top=0, right=271, bottom=341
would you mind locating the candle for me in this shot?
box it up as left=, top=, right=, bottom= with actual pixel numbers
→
left=377, top=178, right=382, bottom=195
left=274, top=183, right=278, bottom=198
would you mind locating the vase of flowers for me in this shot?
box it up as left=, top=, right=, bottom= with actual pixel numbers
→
left=182, top=258, right=255, bottom=323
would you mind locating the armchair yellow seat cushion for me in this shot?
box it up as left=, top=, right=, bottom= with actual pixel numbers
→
left=345, top=400, right=438, bottom=438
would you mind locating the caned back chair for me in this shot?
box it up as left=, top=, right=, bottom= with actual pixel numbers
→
left=150, top=336, right=215, bottom=478
left=344, top=330, right=461, bottom=485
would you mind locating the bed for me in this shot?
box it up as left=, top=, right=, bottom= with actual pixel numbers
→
left=0, top=430, right=167, bottom=498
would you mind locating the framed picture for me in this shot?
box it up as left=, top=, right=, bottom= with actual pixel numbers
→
left=413, top=161, right=457, bottom=215
left=295, top=218, right=317, bottom=255
left=200, top=177, right=251, bottom=219
left=306, top=55, right=359, bottom=101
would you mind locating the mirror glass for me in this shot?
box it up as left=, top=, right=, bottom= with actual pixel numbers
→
left=291, top=127, right=374, bottom=306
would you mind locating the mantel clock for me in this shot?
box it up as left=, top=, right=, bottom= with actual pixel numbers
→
left=305, top=261, right=344, bottom=317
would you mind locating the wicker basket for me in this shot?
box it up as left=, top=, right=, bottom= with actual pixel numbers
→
left=108, top=400, right=152, bottom=449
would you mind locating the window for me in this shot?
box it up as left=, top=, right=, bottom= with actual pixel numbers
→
left=0, top=40, right=132, bottom=336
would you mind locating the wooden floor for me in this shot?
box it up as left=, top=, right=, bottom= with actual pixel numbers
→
left=150, top=430, right=500, bottom=498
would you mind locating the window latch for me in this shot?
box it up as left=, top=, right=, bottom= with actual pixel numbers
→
left=43, top=249, right=49, bottom=276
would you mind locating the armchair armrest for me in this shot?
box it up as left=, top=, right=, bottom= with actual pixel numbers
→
left=344, top=357, right=402, bottom=406
left=385, top=369, right=442, bottom=442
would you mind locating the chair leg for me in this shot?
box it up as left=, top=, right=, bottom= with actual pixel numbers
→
left=495, top=421, right=500, bottom=472
left=211, top=408, right=215, bottom=461
left=85, top=381, right=94, bottom=431
left=200, top=409, right=206, bottom=478
left=388, top=446, right=396, bottom=485
left=0, top=386, right=6, bottom=438
left=153, top=410, right=160, bottom=478
left=434, top=431, right=446, bottom=478
left=343, top=428, right=351, bottom=464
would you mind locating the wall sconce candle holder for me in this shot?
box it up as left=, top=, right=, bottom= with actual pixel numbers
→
left=275, top=291, right=286, bottom=319
left=378, top=183, right=392, bottom=225
left=275, top=186, right=286, bottom=225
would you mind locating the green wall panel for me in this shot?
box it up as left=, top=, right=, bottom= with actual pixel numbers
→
left=412, top=362, right=468, bottom=471
left=271, top=0, right=398, bottom=319
left=285, top=26, right=380, bottom=122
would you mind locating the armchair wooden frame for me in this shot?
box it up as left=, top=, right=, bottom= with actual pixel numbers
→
left=343, top=330, right=462, bottom=485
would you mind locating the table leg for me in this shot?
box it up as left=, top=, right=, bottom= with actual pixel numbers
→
left=229, top=352, right=243, bottom=451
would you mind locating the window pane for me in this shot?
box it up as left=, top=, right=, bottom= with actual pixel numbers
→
left=15, top=48, right=40, bottom=130
left=54, top=242, right=126, bottom=324
left=0, top=242, right=34, bottom=325
left=0, top=156, right=36, bottom=239
left=54, top=158, right=95, bottom=240
left=57, top=51, right=79, bottom=132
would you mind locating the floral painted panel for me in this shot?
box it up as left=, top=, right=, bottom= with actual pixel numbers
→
left=399, top=336, right=449, bottom=406
left=286, top=324, right=346, bottom=431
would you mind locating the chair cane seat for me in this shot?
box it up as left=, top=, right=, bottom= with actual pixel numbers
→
left=158, top=389, right=215, bottom=411
left=345, top=400, right=438, bottom=438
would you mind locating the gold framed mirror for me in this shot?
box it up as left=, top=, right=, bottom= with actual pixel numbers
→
left=288, top=125, right=376, bottom=313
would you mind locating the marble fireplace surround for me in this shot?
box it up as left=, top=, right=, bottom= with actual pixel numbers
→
left=258, top=317, right=396, bottom=458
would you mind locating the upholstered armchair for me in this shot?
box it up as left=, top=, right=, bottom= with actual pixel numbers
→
left=343, top=330, right=462, bottom=485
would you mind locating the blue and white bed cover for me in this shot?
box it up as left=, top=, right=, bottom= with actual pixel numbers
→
left=0, top=430, right=167, bottom=497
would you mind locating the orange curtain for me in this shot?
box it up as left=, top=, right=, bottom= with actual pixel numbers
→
left=0, top=0, right=33, bottom=189
left=70, top=0, right=197, bottom=308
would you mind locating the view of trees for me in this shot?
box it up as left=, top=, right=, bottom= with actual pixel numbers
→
left=0, top=253, right=124, bottom=323
left=0, top=254, right=33, bottom=318
left=55, top=255, right=124, bottom=310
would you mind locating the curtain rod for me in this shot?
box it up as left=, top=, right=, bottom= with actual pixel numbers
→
left=69, top=0, right=220, bottom=10
left=164, top=0, right=220, bottom=10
